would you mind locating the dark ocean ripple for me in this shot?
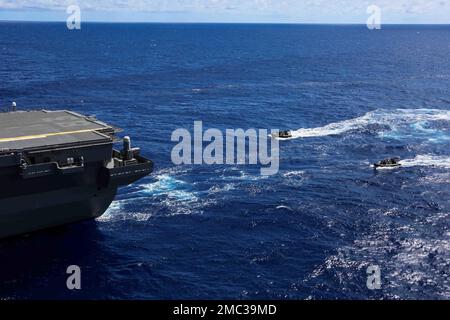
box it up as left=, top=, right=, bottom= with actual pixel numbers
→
left=0, top=23, right=449, bottom=300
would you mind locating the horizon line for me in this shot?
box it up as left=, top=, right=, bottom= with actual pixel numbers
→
left=1, top=20, right=449, bottom=25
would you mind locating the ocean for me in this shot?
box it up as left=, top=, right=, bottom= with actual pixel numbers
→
left=0, top=23, right=449, bottom=299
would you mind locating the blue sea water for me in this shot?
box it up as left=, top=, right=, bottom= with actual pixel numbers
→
left=0, top=23, right=449, bottom=300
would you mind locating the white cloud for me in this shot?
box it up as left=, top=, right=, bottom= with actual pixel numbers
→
left=0, top=0, right=446, bottom=12
left=0, top=0, right=448, bottom=22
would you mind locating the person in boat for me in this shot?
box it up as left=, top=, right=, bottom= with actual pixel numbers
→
left=374, top=157, right=401, bottom=168
left=278, top=130, right=292, bottom=138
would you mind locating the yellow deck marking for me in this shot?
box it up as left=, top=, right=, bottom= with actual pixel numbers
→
left=0, top=129, right=99, bottom=143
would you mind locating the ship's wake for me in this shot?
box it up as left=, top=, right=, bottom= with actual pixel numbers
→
left=98, top=172, right=207, bottom=223
left=96, top=200, right=153, bottom=223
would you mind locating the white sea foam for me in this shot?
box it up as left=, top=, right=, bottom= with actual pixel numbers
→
left=399, top=155, right=450, bottom=168
left=97, top=172, right=203, bottom=222
left=282, top=170, right=306, bottom=178
left=138, top=174, right=198, bottom=201
left=218, top=168, right=269, bottom=182
left=207, top=183, right=236, bottom=194
left=275, top=205, right=293, bottom=211
left=273, top=108, right=450, bottom=140
left=96, top=199, right=152, bottom=223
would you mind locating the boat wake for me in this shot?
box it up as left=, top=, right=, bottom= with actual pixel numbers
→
left=372, top=155, right=450, bottom=170
left=399, top=155, right=450, bottom=169
left=275, top=108, right=450, bottom=141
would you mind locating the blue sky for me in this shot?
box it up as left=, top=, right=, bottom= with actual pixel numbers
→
left=0, top=0, right=449, bottom=23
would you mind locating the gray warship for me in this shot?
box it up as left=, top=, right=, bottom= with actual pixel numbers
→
left=0, top=105, right=153, bottom=239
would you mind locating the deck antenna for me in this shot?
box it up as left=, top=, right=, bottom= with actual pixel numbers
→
left=12, top=101, right=16, bottom=112
left=123, top=136, right=132, bottom=160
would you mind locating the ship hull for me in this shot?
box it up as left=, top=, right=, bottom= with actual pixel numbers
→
left=0, top=110, right=153, bottom=239
left=0, top=184, right=117, bottom=239
left=0, top=157, right=152, bottom=239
